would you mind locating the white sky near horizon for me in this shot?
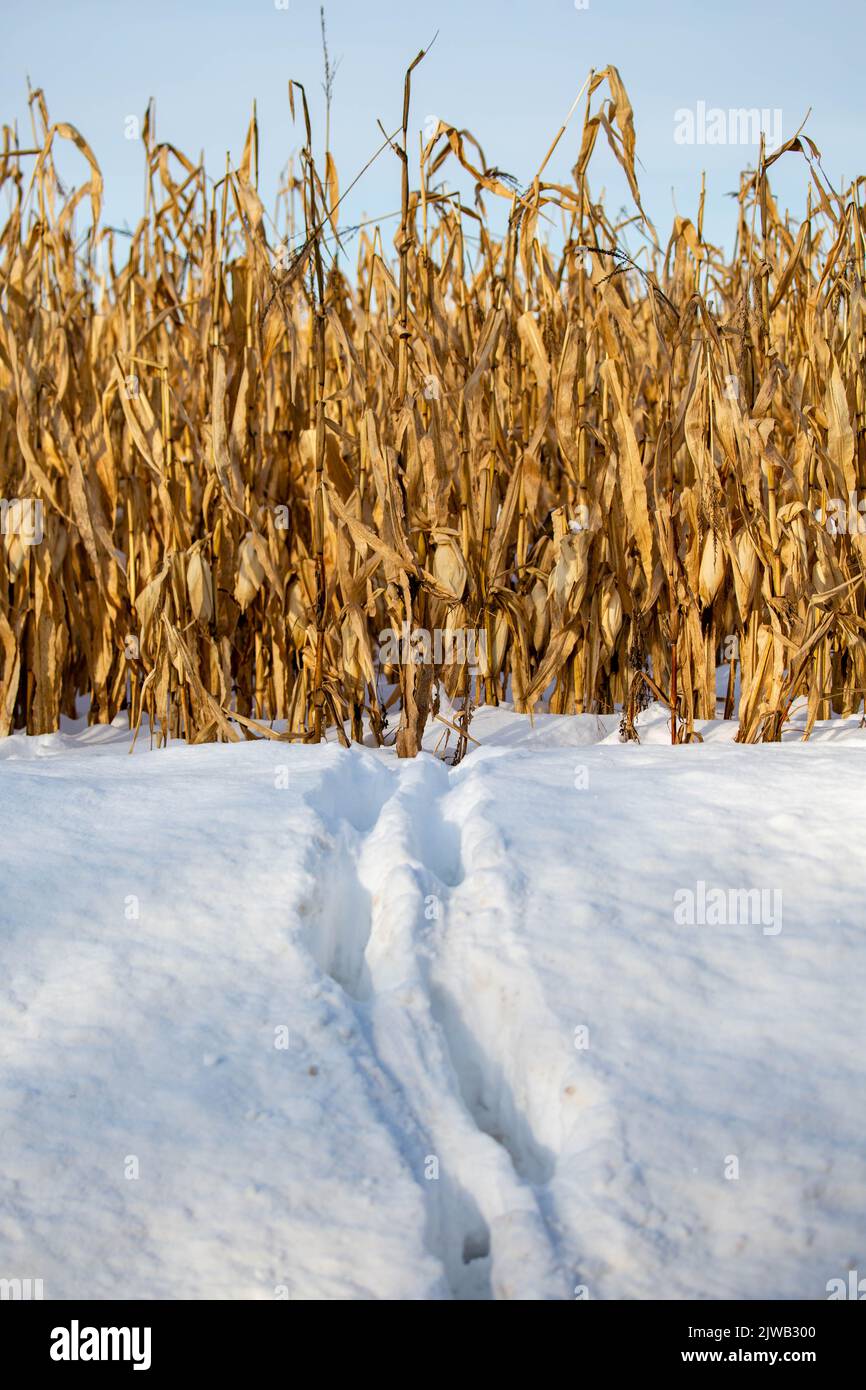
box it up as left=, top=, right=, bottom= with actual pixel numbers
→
left=2, top=0, right=864, bottom=263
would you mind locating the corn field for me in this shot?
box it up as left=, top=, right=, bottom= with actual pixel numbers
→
left=2, top=62, right=866, bottom=759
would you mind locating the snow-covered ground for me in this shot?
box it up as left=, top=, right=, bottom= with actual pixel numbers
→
left=1, top=702, right=864, bottom=1300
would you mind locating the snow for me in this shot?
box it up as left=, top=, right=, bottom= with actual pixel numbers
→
left=1, top=702, right=865, bottom=1300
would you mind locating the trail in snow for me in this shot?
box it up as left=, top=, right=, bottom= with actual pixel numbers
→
left=303, top=753, right=567, bottom=1298
left=0, top=704, right=865, bottom=1299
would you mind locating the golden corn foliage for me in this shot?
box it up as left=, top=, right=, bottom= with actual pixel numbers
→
left=2, top=67, right=866, bottom=755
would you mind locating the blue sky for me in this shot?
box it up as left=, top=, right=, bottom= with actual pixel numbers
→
left=3, top=0, right=864, bottom=256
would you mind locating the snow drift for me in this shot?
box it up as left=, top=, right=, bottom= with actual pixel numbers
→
left=0, top=705, right=864, bottom=1299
